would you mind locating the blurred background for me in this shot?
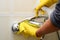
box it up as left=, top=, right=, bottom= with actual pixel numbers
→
left=0, top=0, right=60, bottom=40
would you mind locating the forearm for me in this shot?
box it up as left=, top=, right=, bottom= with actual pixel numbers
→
left=36, top=18, right=59, bottom=37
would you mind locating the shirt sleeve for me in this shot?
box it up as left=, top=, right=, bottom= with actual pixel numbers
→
left=50, top=3, right=60, bottom=28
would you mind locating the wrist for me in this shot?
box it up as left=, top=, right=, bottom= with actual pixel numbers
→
left=36, top=29, right=44, bottom=37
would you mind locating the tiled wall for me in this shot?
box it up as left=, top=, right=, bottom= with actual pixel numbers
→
left=0, top=0, right=59, bottom=40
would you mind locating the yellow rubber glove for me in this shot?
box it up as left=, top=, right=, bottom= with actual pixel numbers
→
left=16, top=20, right=39, bottom=37
left=35, top=0, right=58, bottom=17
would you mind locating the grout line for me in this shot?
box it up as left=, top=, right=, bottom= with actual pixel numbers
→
left=0, top=12, right=34, bottom=16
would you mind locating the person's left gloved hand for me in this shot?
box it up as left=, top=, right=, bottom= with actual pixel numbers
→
left=16, top=20, right=39, bottom=37
left=34, top=0, right=58, bottom=17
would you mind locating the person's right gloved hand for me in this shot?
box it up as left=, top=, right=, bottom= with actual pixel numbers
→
left=34, top=0, right=58, bottom=17
left=16, top=20, right=39, bottom=37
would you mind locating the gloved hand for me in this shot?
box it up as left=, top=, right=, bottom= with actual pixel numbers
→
left=16, top=20, right=39, bottom=37
left=34, top=0, right=58, bottom=17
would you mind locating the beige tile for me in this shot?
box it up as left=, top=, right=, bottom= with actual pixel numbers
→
left=14, top=0, right=35, bottom=12
left=0, top=16, right=10, bottom=40
left=43, top=32, right=58, bottom=40
left=0, top=0, right=9, bottom=12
